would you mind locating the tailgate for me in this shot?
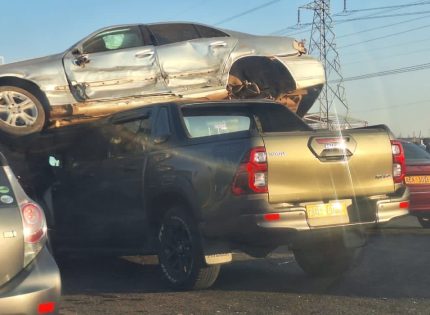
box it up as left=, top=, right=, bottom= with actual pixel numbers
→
left=0, top=167, right=23, bottom=287
left=263, top=129, right=395, bottom=204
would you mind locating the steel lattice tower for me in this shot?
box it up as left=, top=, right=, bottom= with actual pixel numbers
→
left=301, top=0, right=349, bottom=129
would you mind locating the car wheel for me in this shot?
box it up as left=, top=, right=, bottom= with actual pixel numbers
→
left=293, top=237, right=359, bottom=277
left=418, top=217, right=430, bottom=229
left=158, top=207, right=220, bottom=290
left=0, top=86, right=46, bottom=136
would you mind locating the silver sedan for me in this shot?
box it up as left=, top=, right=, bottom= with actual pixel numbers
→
left=0, top=22, right=324, bottom=135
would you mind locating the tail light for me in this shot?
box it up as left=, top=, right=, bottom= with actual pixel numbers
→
left=391, top=140, right=406, bottom=184
left=20, top=202, right=47, bottom=267
left=232, top=147, right=268, bottom=195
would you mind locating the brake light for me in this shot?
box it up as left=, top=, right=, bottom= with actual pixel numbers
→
left=21, top=203, right=46, bottom=244
left=38, top=302, right=56, bottom=314
left=232, top=147, right=268, bottom=195
left=391, top=140, right=406, bottom=184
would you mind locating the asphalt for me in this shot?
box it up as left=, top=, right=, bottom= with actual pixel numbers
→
left=59, top=215, right=430, bottom=315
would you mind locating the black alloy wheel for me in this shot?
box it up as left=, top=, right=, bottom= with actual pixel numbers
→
left=158, top=207, right=220, bottom=290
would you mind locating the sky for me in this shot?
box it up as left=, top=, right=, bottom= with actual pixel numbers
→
left=0, top=0, right=429, bottom=137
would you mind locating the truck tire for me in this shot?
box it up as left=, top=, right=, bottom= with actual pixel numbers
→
left=418, top=217, right=430, bottom=229
left=0, top=86, right=46, bottom=136
left=293, top=237, right=359, bottom=277
left=158, top=207, right=220, bottom=290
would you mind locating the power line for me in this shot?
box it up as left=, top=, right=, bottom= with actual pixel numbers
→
left=214, top=0, right=280, bottom=26
left=351, top=99, right=430, bottom=113
left=342, top=46, right=430, bottom=67
left=336, top=1, right=430, bottom=15
left=335, top=62, right=430, bottom=82
left=338, top=23, right=430, bottom=49
left=337, top=13, right=430, bottom=39
left=270, top=0, right=430, bottom=36
left=341, top=35, right=430, bottom=57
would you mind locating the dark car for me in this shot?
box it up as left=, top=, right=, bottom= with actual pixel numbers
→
left=402, top=140, right=430, bottom=228
left=0, top=152, right=61, bottom=314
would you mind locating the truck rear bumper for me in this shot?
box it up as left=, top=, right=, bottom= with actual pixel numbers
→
left=201, top=188, right=409, bottom=244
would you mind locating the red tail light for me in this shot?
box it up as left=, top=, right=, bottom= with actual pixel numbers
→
left=232, top=147, right=268, bottom=195
left=21, top=203, right=46, bottom=244
left=391, top=140, right=406, bottom=184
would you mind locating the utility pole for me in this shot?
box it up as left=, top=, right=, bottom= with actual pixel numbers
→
left=299, top=0, right=350, bottom=129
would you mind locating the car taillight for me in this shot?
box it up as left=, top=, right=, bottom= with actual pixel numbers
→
left=391, top=140, right=406, bottom=184
left=21, top=203, right=45, bottom=243
left=232, top=147, right=268, bottom=195
left=20, top=202, right=47, bottom=267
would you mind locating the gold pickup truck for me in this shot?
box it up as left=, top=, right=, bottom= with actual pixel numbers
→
left=14, top=99, right=409, bottom=290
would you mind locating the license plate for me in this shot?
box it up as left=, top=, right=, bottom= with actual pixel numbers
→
left=306, top=201, right=348, bottom=219
left=405, top=175, right=430, bottom=185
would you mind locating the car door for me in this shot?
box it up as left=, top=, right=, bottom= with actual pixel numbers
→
left=93, top=108, right=154, bottom=249
left=63, top=25, right=169, bottom=101
left=148, top=23, right=238, bottom=93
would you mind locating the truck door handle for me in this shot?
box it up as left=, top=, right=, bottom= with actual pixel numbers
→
left=135, top=50, right=154, bottom=58
left=209, top=41, right=227, bottom=48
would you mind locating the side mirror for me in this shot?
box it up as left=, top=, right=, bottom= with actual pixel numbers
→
left=153, top=134, right=170, bottom=145
left=71, top=48, right=82, bottom=56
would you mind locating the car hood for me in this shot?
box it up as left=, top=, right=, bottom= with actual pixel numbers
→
left=0, top=53, right=64, bottom=76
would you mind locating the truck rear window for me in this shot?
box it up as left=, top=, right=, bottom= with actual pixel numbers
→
left=183, top=115, right=250, bottom=138
left=181, top=102, right=311, bottom=138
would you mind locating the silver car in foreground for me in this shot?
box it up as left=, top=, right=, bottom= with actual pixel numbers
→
left=0, top=153, right=61, bottom=314
left=0, top=22, right=324, bottom=136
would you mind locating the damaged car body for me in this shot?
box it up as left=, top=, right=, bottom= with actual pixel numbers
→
left=0, top=22, right=324, bottom=136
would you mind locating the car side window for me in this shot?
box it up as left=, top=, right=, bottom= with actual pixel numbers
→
left=152, top=107, right=171, bottom=138
left=83, top=26, right=144, bottom=54
left=195, top=25, right=229, bottom=38
left=148, top=23, right=200, bottom=45
left=108, top=109, right=153, bottom=157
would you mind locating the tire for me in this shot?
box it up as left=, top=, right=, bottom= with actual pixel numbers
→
left=0, top=86, right=46, bottom=136
left=293, top=237, right=359, bottom=277
left=418, top=217, right=430, bottom=229
left=158, top=207, right=220, bottom=290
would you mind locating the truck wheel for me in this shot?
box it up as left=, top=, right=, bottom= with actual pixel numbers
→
left=293, top=238, right=359, bottom=277
left=418, top=217, right=430, bottom=229
left=0, top=86, right=46, bottom=136
left=158, top=207, right=220, bottom=290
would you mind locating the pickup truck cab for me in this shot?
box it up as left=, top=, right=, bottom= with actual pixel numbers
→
left=30, top=100, right=408, bottom=289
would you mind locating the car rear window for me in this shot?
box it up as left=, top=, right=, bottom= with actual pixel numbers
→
left=403, top=141, right=430, bottom=162
left=181, top=102, right=311, bottom=138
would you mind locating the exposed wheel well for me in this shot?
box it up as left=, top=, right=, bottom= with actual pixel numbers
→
left=148, top=192, right=197, bottom=231
left=0, top=76, right=50, bottom=114
left=228, top=56, right=296, bottom=99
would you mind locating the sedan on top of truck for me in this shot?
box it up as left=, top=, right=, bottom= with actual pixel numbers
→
left=0, top=22, right=324, bottom=136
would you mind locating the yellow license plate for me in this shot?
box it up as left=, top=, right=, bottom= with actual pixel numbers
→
left=306, top=202, right=348, bottom=219
left=405, top=175, right=430, bottom=185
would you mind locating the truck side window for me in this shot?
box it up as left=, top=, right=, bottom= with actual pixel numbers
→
left=152, top=107, right=171, bottom=138
left=108, top=109, right=153, bottom=157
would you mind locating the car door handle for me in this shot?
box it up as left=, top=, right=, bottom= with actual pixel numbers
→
left=135, top=50, right=154, bottom=58
left=209, top=41, right=227, bottom=48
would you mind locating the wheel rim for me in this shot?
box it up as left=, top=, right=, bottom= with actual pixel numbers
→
left=160, top=218, right=194, bottom=282
left=0, top=91, right=38, bottom=127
